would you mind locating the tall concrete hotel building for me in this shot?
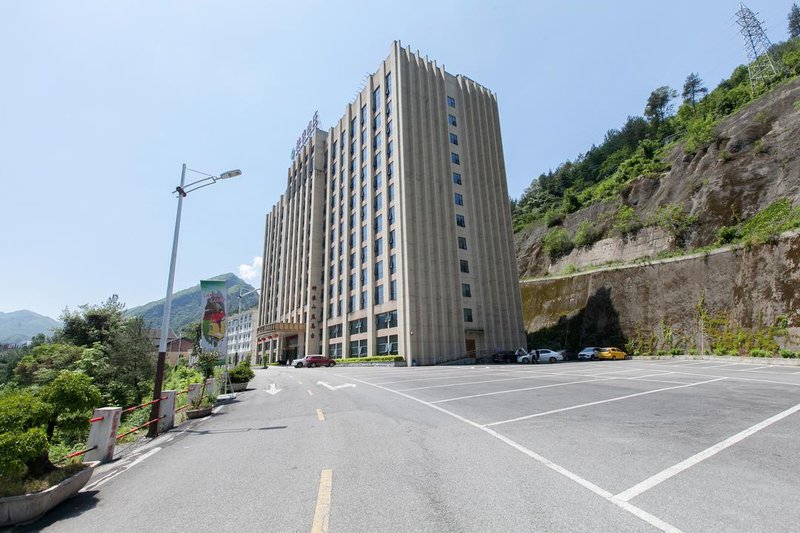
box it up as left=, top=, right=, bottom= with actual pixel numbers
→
left=256, top=42, right=524, bottom=366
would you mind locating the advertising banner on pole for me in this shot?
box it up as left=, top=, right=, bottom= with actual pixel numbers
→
left=200, top=280, right=227, bottom=360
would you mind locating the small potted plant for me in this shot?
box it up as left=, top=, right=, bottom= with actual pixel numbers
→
left=227, top=360, right=255, bottom=392
left=186, top=351, right=218, bottom=419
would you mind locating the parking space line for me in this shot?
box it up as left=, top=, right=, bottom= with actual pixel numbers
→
left=396, top=373, right=571, bottom=391
left=311, top=469, right=333, bottom=533
left=626, top=378, right=688, bottom=385
left=615, top=400, right=800, bottom=502
left=666, top=369, right=800, bottom=388
left=486, top=378, right=726, bottom=427
left=431, top=376, right=616, bottom=403
left=316, top=409, right=325, bottom=421
left=346, top=375, right=684, bottom=532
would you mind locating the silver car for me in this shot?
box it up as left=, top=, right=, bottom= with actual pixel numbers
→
left=577, top=347, right=599, bottom=361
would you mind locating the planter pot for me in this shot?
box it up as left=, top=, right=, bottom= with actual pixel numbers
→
left=230, top=382, right=248, bottom=392
left=0, top=461, right=98, bottom=527
left=186, top=406, right=213, bottom=419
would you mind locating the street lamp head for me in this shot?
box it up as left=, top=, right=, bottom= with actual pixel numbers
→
left=218, top=169, right=242, bottom=180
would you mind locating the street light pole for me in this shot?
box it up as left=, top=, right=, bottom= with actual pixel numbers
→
left=147, top=163, right=241, bottom=438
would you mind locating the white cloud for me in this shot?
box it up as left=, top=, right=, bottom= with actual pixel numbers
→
left=238, top=256, right=263, bottom=284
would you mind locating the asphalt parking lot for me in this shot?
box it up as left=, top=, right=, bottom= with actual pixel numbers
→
left=339, top=359, right=800, bottom=532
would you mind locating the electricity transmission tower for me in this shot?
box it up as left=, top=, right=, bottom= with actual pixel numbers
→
left=735, top=3, right=781, bottom=95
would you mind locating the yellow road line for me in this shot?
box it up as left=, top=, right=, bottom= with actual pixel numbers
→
left=316, top=408, right=325, bottom=421
left=311, top=469, right=333, bottom=533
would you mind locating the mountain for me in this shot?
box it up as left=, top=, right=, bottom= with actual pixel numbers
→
left=0, top=310, right=61, bottom=345
left=126, top=273, right=259, bottom=334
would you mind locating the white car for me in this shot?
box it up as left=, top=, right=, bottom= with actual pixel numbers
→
left=517, top=348, right=563, bottom=364
left=577, top=347, right=600, bottom=361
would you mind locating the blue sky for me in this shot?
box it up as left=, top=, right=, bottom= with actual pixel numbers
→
left=0, top=0, right=793, bottom=319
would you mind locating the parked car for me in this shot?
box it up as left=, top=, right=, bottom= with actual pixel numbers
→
left=517, top=348, right=563, bottom=364
left=294, top=355, right=337, bottom=368
left=491, top=350, right=517, bottom=364
left=577, top=347, right=600, bottom=361
left=597, top=347, right=627, bottom=360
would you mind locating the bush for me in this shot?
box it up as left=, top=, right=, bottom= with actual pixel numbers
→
left=542, top=228, right=574, bottom=259
left=337, top=356, right=404, bottom=364
left=650, top=203, right=697, bottom=246
left=228, top=361, right=255, bottom=384
left=612, top=205, right=643, bottom=236
left=716, top=225, right=741, bottom=245
left=780, top=349, right=799, bottom=359
left=0, top=428, right=49, bottom=480
left=749, top=349, right=772, bottom=358
left=574, top=220, right=600, bottom=248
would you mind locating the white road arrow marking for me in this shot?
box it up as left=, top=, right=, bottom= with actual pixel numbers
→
left=264, top=383, right=283, bottom=395
left=317, top=381, right=357, bottom=391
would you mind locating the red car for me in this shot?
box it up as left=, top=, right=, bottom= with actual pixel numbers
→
left=294, top=355, right=337, bottom=368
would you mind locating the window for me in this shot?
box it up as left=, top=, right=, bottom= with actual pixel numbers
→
left=463, top=308, right=473, bottom=322
left=451, top=152, right=460, bottom=165
left=388, top=183, right=395, bottom=202
left=373, top=114, right=381, bottom=130
left=350, top=117, right=356, bottom=136
left=447, top=96, right=456, bottom=108
left=349, top=317, right=367, bottom=335
left=462, top=283, right=472, bottom=298
left=332, top=140, right=338, bottom=157
left=386, top=120, right=393, bottom=136
left=328, top=324, right=342, bottom=338
left=360, top=204, right=366, bottom=221
left=328, top=342, right=342, bottom=358
left=374, top=214, right=383, bottom=232
left=349, top=339, right=368, bottom=357
left=348, top=295, right=355, bottom=313
left=361, top=146, right=366, bottom=163
left=389, top=229, right=395, bottom=248
left=361, top=246, right=367, bottom=264
left=374, top=151, right=382, bottom=169
left=377, top=334, right=398, bottom=355
left=372, top=86, right=381, bottom=112
left=374, top=192, right=383, bottom=211
left=385, top=72, right=392, bottom=96
left=387, top=140, right=394, bottom=157
left=386, top=100, right=393, bottom=116
left=456, top=214, right=465, bottom=227
left=360, top=267, right=368, bottom=285
left=349, top=273, right=356, bottom=290
left=360, top=291, right=367, bottom=309
left=360, top=104, right=367, bottom=125
left=360, top=225, right=367, bottom=242
left=374, top=133, right=382, bottom=150
left=374, top=285, right=385, bottom=305
left=460, top=259, right=469, bottom=273
left=349, top=252, right=356, bottom=269
left=361, top=128, right=366, bottom=144
left=374, top=172, right=382, bottom=190
left=376, top=310, right=397, bottom=329
left=375, top=261, right=384, bottom=280
left=455, top=193, right=464, bottom=206
left=349, top=213, right=356, bottom=229
left=390, top=254, right=396, bottom=274
left=448, top=114, right=457, bottom=126
left=458, top=236, right=467, bottom=250
left=390, top=279, right=397, bottom=301
left=387, top=161, right=394, bottom=179
left=375, top=237, right=383, bottom=256
left=350, top=140, right=356, bottom=155
left=337, top=299, right=342, bottom=316
left=450, top=133, right=458, bottom=146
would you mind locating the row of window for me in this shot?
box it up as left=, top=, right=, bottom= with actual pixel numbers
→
left=327, top=278, right=398, bottom=318
left=327, top=334, right=399, bottom=358
left=328, top=311, right=398, bottom=339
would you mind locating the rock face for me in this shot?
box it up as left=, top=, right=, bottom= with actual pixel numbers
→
left=520, top=232, right=800, bottom=352
left=515, top=77, right=800, bottom=279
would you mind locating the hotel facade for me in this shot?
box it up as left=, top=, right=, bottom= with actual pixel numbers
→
left=256, top=42, right=524, bottom=366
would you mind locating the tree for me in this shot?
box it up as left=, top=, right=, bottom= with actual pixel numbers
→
left=644, top=86, right=678, bottom=127
left=789, top=3, right=800, bottom=39
left=682, top=73, right=708, bottom=108
left=60, top=295, right=125, bottom=348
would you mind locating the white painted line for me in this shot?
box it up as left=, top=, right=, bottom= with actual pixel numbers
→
left=667, top=370, right=800, bottom=388
left=616, top=400, right=800, bottom=502
left=308, top=389, right=314, bottom=396
left=431, top=376, right=616, bottom=403
left=84, top=447, right=162, bottom=490
left=211, top=405, right=223, bottom=414
left=347, top=376, right=684, bottom=533
left=626, top=378, right=688, bottom=385
left=486, top=378, right=727, bottom=427
left=316, top=408, right=325, bottom=421
left=397, top=374, right=563, bottom=391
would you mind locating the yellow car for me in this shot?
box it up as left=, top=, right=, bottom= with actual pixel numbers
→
left=597, top=347, right=627, bottom=360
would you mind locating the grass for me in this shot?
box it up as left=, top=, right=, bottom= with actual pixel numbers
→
left=0, top=463, right=86, bottom=498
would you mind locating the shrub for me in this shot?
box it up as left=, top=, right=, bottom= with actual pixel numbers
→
left=337, top=356, right=404, bottom=364
left=718, top=150, right=733, bottom=162
left=650, top=203, right=697, bottom=246
left=683, top=115, right=717, bottom=153
left=0, top=428, right=50, bottom=480
left=716, top=225, right=741, bottom=245
left=542, top=228, right=574, bottom=259
left=780, top=349, right=799, bottom=359
left=612, top=205, right=643, bottom=237
left=561, top=264, right=579, bottom=275
left=228, top=361, right=255, bottom=384
left=669, top=347, right=683, bottom=356
left=574, top=220, right=600, bottom=248
left=749, top=349, right=772, bottom=358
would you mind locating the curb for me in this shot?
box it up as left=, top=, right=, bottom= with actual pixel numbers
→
left=633, top=354, right=800, bottom=366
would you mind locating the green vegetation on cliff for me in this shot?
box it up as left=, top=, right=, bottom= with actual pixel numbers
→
left=512, top=37, right=800, bottom=234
